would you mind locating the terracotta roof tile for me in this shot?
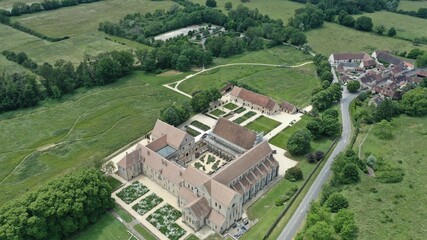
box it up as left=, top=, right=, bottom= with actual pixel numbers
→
left=179, top=187, right=198, bottom=203
left=230, top=86, right=278, bottom=110
left=152, top=119, right=192, bottom=149
left=208, top=210, right=226, bottom=227
left=117, top=150, right=140, bottom=168
left=184, top=197, right=211, bottom=219
left=280, top=101, right=296, bottom=112
left=332, top=52, right=366, bottom=61
left=146, top=135, right=168, bottom=152
left=182, top=166, right=210, bottom=186
left=162, top=162, right=184, bottom=185
left=210, top=180, right=239, bottom=206
left=212, top=118, right=256, bottom=150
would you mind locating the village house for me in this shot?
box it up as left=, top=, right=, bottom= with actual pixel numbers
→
left=117, top=118, right=279, bottom=234
left=229, top=86, right=281, bottom=115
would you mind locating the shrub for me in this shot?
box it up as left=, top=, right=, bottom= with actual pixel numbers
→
left=287, top=129, right=312, bottom=155
left=285, top=166, right=303, bottom=182
left=325, top=192, right=349, bottom=213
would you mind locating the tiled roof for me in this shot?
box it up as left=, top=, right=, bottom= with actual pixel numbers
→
left=117, top=150, right=140, bottom=168
left=212, top=141, right=273, bottom=185
left=230, top=86, right=278, bottom=110
left=417, top=71, right=427, bottom=78
left=280, top=101, right=296, bottom=112
left=182, top=166, right=210, bottom=186
left=212, top=118, right=256, bottom=150
left=209, top=180, right=239, bottom=206
left=152, top=119, right=192, bottom=149
left=332, top=52, right=366, bottom=61
left=208, top=209, right=226, bottom=227
left=184, top=197, right=211, bottom=219
left=146, top=135, right=168, bottom=152
left=375, top=51, right=403, bottom=66
left=162, top=162, right=183, bottom=185
left=140, top=146, right=164, bottom=171
left=179, top=187, right=198, bottom=203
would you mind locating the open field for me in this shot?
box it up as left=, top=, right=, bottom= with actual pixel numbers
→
left=0, top=71, right=189, bottom=207
left=245, top=116, right=281, bottom=134
left=343, top=115, right=427, bottom=239
left=398, top=0, right=427, bottom=11
left=191, top=0, right=303, bottom=24
left=0, top=0, right=36, bottom=9
left=356, top=11, right=427, bottom=41
left=0, top=55, right=34, bottom=74
left=270, top=115, right=335, bottom=160
left=179, top=46, right=317, bottom=108
left=69, top=212, right=132, bottom=240
left=307, top=23, right=427, bottom=56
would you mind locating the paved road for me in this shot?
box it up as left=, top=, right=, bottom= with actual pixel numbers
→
left=278, top=88, right=358, bottom=240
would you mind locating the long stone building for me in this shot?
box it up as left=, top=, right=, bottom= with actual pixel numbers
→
left=117, top=118, right=279, bottom=233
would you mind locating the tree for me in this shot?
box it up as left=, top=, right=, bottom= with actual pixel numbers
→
left=191, top=92, right=210, bottom=113
left=287, top=129, right=312, bottom=155
left=322, top=116, right=340, bottom=136
left=358, top=92, right=368, bottom=101
left=334, top=209, right=357, bottom=238
left=347, top=80, right=361, bottom=93
left=321, top=71, right=333, bottom=82
left=323, top=108, right=339, bottom=119
left=400, top=88, right=427, bottom=116
left=285, top=166, right=303, bottom=181
left=224, top=2, right=232, bottom=10
left=306, top=118, right=324, bottom=138
left=325, top=192, right=349, bottom=213
left=306, top=153, right=316, bottom=163
left=416, top=53, right=427, bottom=67
left=374, top=98, right=398, bottom=122
left=374, top=25, right=386, bottom=35
left=354, top=16, right=373, bottom=32
left=314, top=150, right=325, bottom=161
left=290, top=31, right=307, bottom=46
left=303, top=221, right=336, bottom=240
left=176, top=55, right=191, bottom=71
left=387, top=27, right=397, bottom=37
left=373, top=119, right=393, bottom=139
left=407, top=48, right=424, bottom=59
left=206, top=0, right=217, bottom=7
left=341, top=15, right=355, bottom=27
left=341, top=163, right=360, bottom=184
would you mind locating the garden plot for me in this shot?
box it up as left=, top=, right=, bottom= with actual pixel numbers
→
left=192, top=153, right=227, bottom=175
left=132, top=193, right=163, bottom=216
left=116, top=182, right=149, bottom=204
left=223, top=102, right=238, bottom=110
left=209, top=108, right=226, bottom=117
left=190, top=120, right=210, bottom=131
left=147, top=204, right=186, bottom=240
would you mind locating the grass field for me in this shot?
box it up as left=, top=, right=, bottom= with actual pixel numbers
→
left=179, top=47, right=317, bottom=108
left=270, top=116, right=335, bottom=160
left=245, top=116, right=281, bottom=134
left=69, top=212, right=132, bottom=240
left=343, top=115, right=427, bottom=239
left=191, top=0, right=303, bottom=24
left=307, top=23, right=427, bottom=56
left=0, top=0, right=36, bottom=9
left=398, top=0, right=427, bottom=11
left=0, top=55, right=34, bottom=74
left=114, top=205, right=133, bottom=223
left=356, top=11, right=427, bottom=41
left=134, top=224, right=157, bottom=240
left=0, top=71, right=189, bottom=207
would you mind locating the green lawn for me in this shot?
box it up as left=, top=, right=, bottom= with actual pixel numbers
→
left=223, top=102, right=238, bottom=110
left=191, top=0, right=304, bottom=24
left=398, top=0, right=427, bottom=11
left=0, top=71, right=189, bottom=207
left=69, top=212, right=130, bottom=240
left=134, top=224, right=157, bottom=240
left=114, top=205, right=133, bottom=223
left=179, top=46, right=318, bottom=108
left=270, top=115, right=335, bottom=160
left=233, top=111, right=257, bottom=124
left=244, top=116, right=281, bottom=134
left=355, top=11, right=427, bottom=41
left=210, top=108, right=226, bottom=117
left=307, top=22, right=427, bottom=56
left=343, top=115, right=427, bottom=240
left=0, top=55, right=34, bottom=75
left=106, top=176, right=123, bottom=191
left=185, top=234, right=200, bottom=240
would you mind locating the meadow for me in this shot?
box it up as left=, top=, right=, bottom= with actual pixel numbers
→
left=344, top=115, right=427, bottom=239
left=190, top=0, right=304, bottom=24
left=398, top=0, right=427, bottom=11
left=179, top=46, right=317, bottom=108
left=356, top=11, right=427, bottom=41
left=306, top=23, right=427, bottom=56
left=0, top=71, right=189, bottom=207
left=0, top=55, right=34, bottom=74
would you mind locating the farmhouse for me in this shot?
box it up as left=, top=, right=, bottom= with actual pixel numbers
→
left=117, top=118, right=279, bottom=234
left=372, top=50, right=404, bottom=66
left=328, top=52, right=372, bottom=65
left=229, top=86, right=281, bottom=115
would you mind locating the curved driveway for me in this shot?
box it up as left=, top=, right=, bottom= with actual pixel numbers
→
left=278, top=89, right=358, bottom=240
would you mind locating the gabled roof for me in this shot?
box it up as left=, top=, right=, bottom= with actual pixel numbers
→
left=212, top=118, right=256, bottom=150
left=230, top=86, right=278, bottom=110
left=182, top=166, right=210, bottom=186
left=146, top=135, right=168, bottom=152
left=151, top=119, right=192, bottom=149
left=208, top=180, right=239, bottom=206
left=212, top=141, right=273, bottom=185
left=179, top=187, right=198, bottom=203
left=331, top=52, right=366, bottom=61
left=140, top=146, right=164, bottom=171
left=375, top=51, right=404, bottom=66
left=162, top=161, right=183, bottom=185
left=208, top=209, right=226, bottom=227
left=184, top=197, right=211, bottom=219
left=417, top=71, right=427, bottom=78
left=280, top=101, right=296, bottom=112
left=117, top=150, right=140, bottom=168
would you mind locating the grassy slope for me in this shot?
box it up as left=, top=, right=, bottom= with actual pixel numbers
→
left=0, top=71, right=189, bottom=207
left=179, top=46, right=317, bottom=108
left=306, top=23, right=427, bottom=56
left=398, top=0, right=427, bottom=11
left=245, top=116, right=281, bottom=134
left=343, top=115, right=427, bottom=239
left=0, top=55, right=34, bottom=74
left=191, top=0, right=303, bottom=24
left=0, top=0, right=36, bottom=9
left=68, top=212, right=131, bottom=240
left=356, top=11, right=427, bottom=41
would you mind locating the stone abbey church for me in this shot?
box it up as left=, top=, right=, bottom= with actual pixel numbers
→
left=117, top=118, right=279, bottom=233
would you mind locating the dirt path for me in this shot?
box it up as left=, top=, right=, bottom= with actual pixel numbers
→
left=358, top=125, right=375, bottom=177
left=163, top=61, right=313, bottom=98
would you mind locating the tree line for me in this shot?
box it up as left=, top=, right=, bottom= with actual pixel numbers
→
left=290, top=0, right=399, bottom=14
left=0, top=168, right=114, bottom=239
left=0, top=0, right=101, bottom=17
left=1, top=50, right=134, bottom=113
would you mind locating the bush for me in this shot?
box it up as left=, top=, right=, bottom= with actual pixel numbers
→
left=376, top=168, right=404, bottom=183
left=287, top=129, right=312, bottom=155
left=285, top=166, right=303, bottom=182
left=325, top=192, right=349, bottom=213
left=341, top=163, right=360, bottom=184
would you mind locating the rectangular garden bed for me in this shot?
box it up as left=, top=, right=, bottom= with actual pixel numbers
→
left=210, top=108, right=226, bottom=117
left=234, top=107, right=246, bottom=114
left=132, top=193, right=163, bottom=216
left=233, top=111, right=256, bottom=124
left=116, top=182, right=149, bottom=204
left=245, top=116, right=281, bottom=134
left=190, top=120, right=210, bottom=131
left=147, top=204, right=186, bottom=240
left=223, top=102, right=238, bottom=110
left=186, top=126, right=201, bottom=137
